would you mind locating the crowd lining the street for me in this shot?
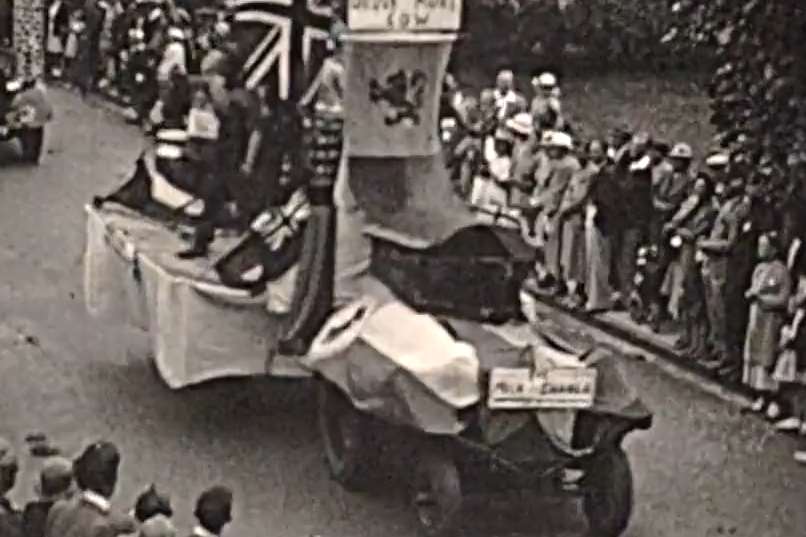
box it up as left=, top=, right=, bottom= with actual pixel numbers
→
left=0, top=437, right=233, bottom=537
left=442, top=68, right=806, bottom=462
left=36, top=1, right=806, bottom=460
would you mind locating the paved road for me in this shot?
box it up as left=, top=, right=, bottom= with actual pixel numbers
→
left=0, top=89, right=804, bottom=537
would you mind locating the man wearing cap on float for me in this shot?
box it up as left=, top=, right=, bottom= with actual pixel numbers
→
left=612, top=131, right=654, bottom=306
left=45, top=441, right=136, bottom=537
left=0, top=437, right=21, bottom=537
left=697, top=163, right=749, bottom=378
left=490, top=69, right=525, bottom=123
left=531, top=130, right=581, bottom=292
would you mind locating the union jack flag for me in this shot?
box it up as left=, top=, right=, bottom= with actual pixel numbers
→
left=231, top=0, right=332, bottom=100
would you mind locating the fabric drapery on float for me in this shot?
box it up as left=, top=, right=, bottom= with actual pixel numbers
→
left=343, top=33, right=453, bottom=158
left=306, top=29, right=650, bottom=440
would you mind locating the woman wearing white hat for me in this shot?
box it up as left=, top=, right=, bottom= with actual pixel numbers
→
left=531, top=130, right=581, bottom=292
left=505, top=112, right=537, bottom=208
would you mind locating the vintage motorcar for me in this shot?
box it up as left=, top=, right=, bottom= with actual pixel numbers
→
left=0, top=48, right=52, bottom=164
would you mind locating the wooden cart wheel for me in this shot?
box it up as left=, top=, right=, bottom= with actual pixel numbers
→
left=413, top=449, right=462, bottom=537
left=583, top=447, right=634, bottom=537
left=316, top=380, right=372, bottom=491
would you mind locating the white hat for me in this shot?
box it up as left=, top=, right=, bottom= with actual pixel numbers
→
left=506, top=112, right=533, bottom=137
left=214, top=21, right=231, bottom=36
left=669, top=142, right=693, bottom=159
left=533, top=72, right=558, bottom=88
left=706, top=152, right=730, bottom=167
left=542, top=130, right=573, bottom=150
left=156, top=129, right=189, bottom=143
left=167, top=27, right=185, bottom=41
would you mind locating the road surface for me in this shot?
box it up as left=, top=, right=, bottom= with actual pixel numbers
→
left=0, top=88, right=803, bottom=537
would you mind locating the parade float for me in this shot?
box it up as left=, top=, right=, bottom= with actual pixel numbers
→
left=83, top=0, right=652, bottom=535
left=0, top=0, right=52, bottom=164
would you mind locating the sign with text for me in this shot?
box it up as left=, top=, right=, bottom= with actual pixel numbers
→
left=348, top=0, right=462, bottom=32
left=488, top=367, right=597, bottom=410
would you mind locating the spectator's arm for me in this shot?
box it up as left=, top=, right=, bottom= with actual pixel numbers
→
left=699, top=216, right=739, bottom=254
left=241, top=127, right=263, bottom=176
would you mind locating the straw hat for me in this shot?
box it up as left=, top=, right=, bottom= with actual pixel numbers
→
left=669, top=142, right=693, bottom=160
left=532, top=72, right=557, bottom=88
left=541, top=130, right=573, bottom=150
left=505, top=113, right=533, bottom=137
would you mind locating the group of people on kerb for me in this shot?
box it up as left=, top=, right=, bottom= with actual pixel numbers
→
left=442, top=68, right=806, bottom=461
left=43, top=0, right=231, bottom=126
left=0, top=437, right=234, bottom=537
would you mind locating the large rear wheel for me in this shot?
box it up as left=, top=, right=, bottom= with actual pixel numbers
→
left=19, top=127, right=44, bottom=165
left=583, top=447, right=634, bottom=537
left=316, top=380, right=375, bottom=491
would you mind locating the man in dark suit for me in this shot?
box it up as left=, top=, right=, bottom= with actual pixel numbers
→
left=0, top=437, right=21, bottom=537
left=44, top=441, right=136, bottom=537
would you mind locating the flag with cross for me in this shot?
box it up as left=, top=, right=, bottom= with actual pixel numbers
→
left=231, top=0, right=333, bottom=101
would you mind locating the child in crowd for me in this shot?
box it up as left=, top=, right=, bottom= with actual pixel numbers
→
left=745, top=232, right=792, bottom=416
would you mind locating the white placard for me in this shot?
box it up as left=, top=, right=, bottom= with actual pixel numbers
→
left=348, top=0, right=462, bottom=32
left=488, top=367, right=597, bottom=410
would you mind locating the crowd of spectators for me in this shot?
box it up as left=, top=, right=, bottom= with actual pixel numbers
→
left=442, top=68, right=806, bottom=460
left=43, top=0, right=231, bottom=125
left=0, top=436, right=234, bottom=537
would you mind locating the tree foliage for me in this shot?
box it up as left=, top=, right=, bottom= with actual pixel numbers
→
left=664, top=0, right=806, bottom=201
left=458, top=0, right=680, bottom=75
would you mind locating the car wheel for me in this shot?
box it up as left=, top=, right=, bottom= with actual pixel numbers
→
left=583, top=447, right=634, bottom=537
left=316, top=379, right=376, bottom=491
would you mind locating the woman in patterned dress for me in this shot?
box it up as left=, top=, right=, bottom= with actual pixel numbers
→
left=745, top=232, right=792, bottom=414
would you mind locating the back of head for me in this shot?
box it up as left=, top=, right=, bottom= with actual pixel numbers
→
left=135, top=485, right=173, bottom=522
left=194, top=486, right=233, bottom=534
left=73, top=441, right=120, bottom=498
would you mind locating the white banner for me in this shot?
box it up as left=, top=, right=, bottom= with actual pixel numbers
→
left=348, top=0, right=462, bottom=31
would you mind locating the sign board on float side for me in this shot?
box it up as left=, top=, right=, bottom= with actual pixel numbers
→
left=347, top=0, right=462, bottom=32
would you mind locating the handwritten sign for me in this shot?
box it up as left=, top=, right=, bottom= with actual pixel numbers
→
left=348, top=0, right=462, bottom=31
left=488, top=367, right=597, bottom=410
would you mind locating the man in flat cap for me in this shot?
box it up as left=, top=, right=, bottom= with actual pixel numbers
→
left=45, top=441, right=136, bottom=537
left=23, top=456, right=75, bottom=537
left=190, top=486, right=233, bottom=537
left=0, top=437, right=21, bottom=537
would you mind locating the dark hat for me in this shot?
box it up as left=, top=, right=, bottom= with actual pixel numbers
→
left=73, top=441, right=120, bottom=491
left=195, top=485, right=233, bottom=526
left=135, top=484, right=173, bottom=522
